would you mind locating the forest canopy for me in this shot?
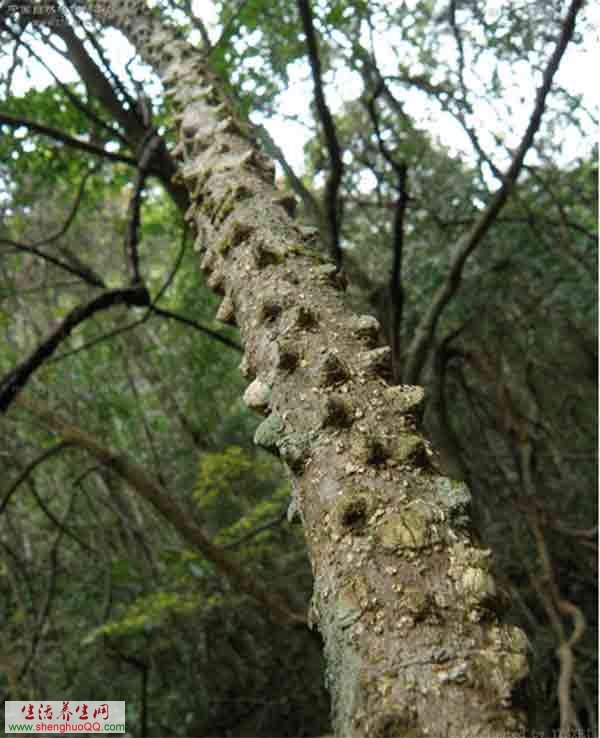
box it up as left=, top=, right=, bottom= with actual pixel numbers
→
left=0, top=1, right=597, bottom=736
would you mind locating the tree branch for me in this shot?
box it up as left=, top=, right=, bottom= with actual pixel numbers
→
left=1, top=164, right=107, bottom=286
left=222, top=509, right=287, bottom=550
left=0, top=285, right=151, bottom=414
left=0, top=112, right=144, bottom=169
left=18, top=497, right=67, bottom=682
left=77, top=18, right=139, bottom=117
left=296, top=0, right=344, bottom=270
left=28, top=479, right=96, bottom=553
left=1, top=234, right=106, bottom=287
left=149, top=305, right=242, bottom=352
left=124, top=130, right=163, bottom=284
left=403, top=0, right=584, bottom=384
left=13, top=394, right=306, bottom=626
left=251, top=121, right=323, bottom=228
left=0, top=17, right=130, bottom=147
left=19, top=2, right=187, bottom=209
left=0, top=442, right=74, bottom=515
left=365, top=81, right=409, bottom=383
left=167, top=0, right=213, bottom=50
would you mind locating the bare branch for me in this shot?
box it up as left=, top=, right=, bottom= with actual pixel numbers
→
left=149, top=305, right=242, bottom=352
left=33, top=165, right=98, bottom=248
left=1, top=164, right=108, bottom=287
left=0, top=20, right=129, bottom=146
left=0, top=285, right=151, bottom=414
left=297, top=0, right=344, bottom=270
left=124, top=131, right=163, bottom=284
left=0, top=112, right=143, bottom=169
left=167, top=0, right=213, bottom=50
left=17, top=3, right=187, bottom=209
left=0, top=442, right=73, bottom=515
left=1, top=164, right=106, bottom=285
left=29, top=480, right=97, bottom=554
left=48, top=8, right=146, bottom=144
left=251, top=122, right=323, bottom=227
left=222, top=509, right=287, bottom=550
left=1, top=235, right=106, bottom=287
left=365, top=82, right=409, bottom=383
left=45, top=314, right=150, bottom=364
left=77, top=18, right=138, bottom=115
left=14, top=394, right=307, bottom=626
left=403, top=0, right=584, bottom=384
left=18, top=496, right=69, bottom=682
left=46, top=224, right=189, bottom=363
left=43, top=225, right=241, bottom=362
left=210, top=0, right=250, bottom=53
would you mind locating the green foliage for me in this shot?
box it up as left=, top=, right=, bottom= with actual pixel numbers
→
left=1, top=0, right=596, bottom=733
left=193, top=446, right=282, bottom=524
left=0, top=86, right=123, bottom=207
left=84, top=591, right=199, bottom=642
left=209, top=0, right=303, bottom=111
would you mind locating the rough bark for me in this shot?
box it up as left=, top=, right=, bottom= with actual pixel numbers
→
left=80, top=3, right=529, bottom=734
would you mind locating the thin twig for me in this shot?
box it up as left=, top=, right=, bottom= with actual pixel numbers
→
left=0, top=443, right=73, bottom=515
left=124, top=130, right=163, bottom=284
left=0, top=112, right=144, bottom=169
left=0, top=285, right=151, bottom=414
left=222, top=510, right=287, bottom=550
left=403, top=0, right=585, bottom=383
left=365, top=81, right=409, bottom=383
left=296, top=0, right=344, bottom=271
left=149, top=305, right=242, bottom=352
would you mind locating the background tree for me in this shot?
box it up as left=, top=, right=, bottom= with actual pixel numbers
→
left=0, top=0, right=596, bottom=735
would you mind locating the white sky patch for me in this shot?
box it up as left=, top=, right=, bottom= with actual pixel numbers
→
left=250, top=1, right=599, bottom=177
left=0, top=0, right=597, bottom=182
left=3, top=21, right=142, bottom=96
left=192, top=0, right=220, bottom=42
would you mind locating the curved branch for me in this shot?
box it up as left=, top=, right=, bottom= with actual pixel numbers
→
left=0, top=285, right=151, bottom=414
left=209, top=0, right=252, bottom=54
left=1, top=164, right=107, bottom=287
left=167, top=0, right=213, bottom=50
left=0, top=442, right=74, bottom=515
left=222, top=509, right=287, bottom=550
left=46, top=9, right=188, bottom=209
left=403, top=0, right=584, bottom=384
left=18, top=498, right=67, bottom=682
left=48, top=8, right=146, bottom=144
left=152, top=220, right=188, bottom=303
left=44, top=233, right=241, bottom=364
left=34, top=165, right=98, bottom=248
left=46, top=313, right=150, bottom=364
left=0, top=20, right=129, bottom=147
left=46, top=225, right=189, bottom=363
left=1, top=234, right=106, bottom=287
left=443, top=0, right=503, bottom=180
left=77, top=19, right=138, bottom=116
left=28, top=480, right=96, bottom=553
left=14, top=394, right=306, bottom=627
left=124, top=129, right=165, bottom=284
left=0, top=112, right=148, bottom=169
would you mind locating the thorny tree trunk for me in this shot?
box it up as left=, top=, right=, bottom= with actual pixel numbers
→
left=83, top=2, right=529, bottom=735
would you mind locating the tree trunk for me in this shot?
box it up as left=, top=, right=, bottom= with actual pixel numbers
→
left=82, top=3, right=529, bottom=734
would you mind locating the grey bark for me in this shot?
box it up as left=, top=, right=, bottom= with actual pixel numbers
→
left=81, top=3, right=529, bottom=735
